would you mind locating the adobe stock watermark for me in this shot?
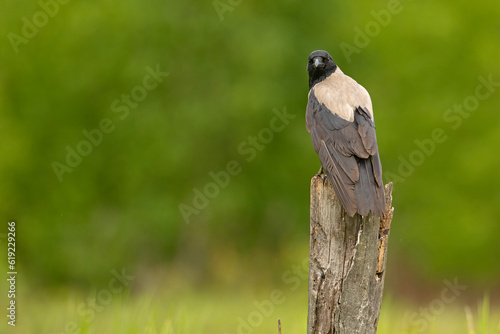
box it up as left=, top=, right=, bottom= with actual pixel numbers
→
left=178, top=106, right=296, bottom=224
left=225, top=257, right=309, bottom=334
left=340, top=0, right=410, bottom=63
left=384, top=74, right=499, bottom=185
left=7, top=0, right=72, bottom=54
left=47, top=267, right=134, bottom=334
left=51, top=64, right=169, bottom=182
left=402, top=277, right=467, bottom=333
left=213, top=0, right=243, bottom=21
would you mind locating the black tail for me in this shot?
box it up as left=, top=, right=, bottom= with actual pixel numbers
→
left=354, top=155, right=385, bottom=217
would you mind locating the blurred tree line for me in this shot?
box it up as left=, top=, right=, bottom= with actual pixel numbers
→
left=1, top=0, right=499, bottom=290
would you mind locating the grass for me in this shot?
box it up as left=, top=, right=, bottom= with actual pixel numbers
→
left=379, top=294, right=500, bottom=334
left=465, top=294, right=500, bottom=334
left=2, top=284, right=499, bottom=334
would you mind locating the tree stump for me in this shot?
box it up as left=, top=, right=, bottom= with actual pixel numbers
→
left=307, top=176, right=394, bottom=334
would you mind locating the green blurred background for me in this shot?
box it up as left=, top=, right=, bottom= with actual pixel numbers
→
left=1, top=0, right=500, bottom=332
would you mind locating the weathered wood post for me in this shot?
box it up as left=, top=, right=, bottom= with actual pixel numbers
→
left=307, top=175, right=394, bottom=334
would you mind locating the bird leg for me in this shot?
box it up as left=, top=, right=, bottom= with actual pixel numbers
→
left=316, top=166, right=328, bottom=183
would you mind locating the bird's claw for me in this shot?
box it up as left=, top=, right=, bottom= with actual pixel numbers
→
left=316, top=166, right=328, bottom=183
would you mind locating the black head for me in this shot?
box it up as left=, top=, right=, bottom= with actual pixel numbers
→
left=307, top=50, right=337, bottom=89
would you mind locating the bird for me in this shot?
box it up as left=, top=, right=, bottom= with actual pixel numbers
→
left=306, top=50, right=385, bottom=217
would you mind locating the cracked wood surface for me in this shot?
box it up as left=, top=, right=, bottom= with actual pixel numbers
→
left=307, top=176, right=394, bottom=334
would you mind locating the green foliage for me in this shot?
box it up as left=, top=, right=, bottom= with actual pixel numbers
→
left=1, top=0, right=500, bottom=289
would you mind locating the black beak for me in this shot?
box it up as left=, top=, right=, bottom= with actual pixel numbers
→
left=312, top=57, right=325, bottom=68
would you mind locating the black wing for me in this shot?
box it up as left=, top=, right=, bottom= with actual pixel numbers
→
left=306, top=90, right=385, bottom=217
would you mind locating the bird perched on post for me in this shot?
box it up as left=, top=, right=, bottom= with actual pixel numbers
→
left=306, top=50, right=385, bottom=217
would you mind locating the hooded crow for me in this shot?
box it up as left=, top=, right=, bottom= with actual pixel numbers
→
left=306, top=50, right=385, bottom=217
